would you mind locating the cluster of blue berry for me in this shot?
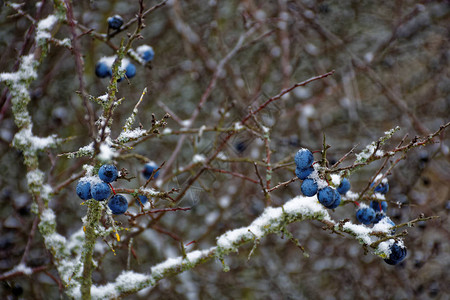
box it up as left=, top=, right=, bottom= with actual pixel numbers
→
left=95, top=15, right=155, bottom=80
left=294, top=148, right=406, bottom=265
left=355, top=179, right=393, bottom=226
left=355, top=179, right=406, bottom=265
left=76, top=164, right=128, bottom=215
left=95, top=57, right=136, bottom=80
left=295, top=149, right=349, bottom=209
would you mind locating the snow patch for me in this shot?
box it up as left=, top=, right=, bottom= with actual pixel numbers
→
left=342, top=221, right=372, bottom=244
left=117, top=128, right=147, bottom=143
left=192, top=154, right=206, bottom=164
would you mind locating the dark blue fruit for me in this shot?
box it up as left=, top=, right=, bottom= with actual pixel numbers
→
left=108, top=194, right=128, bottom=215
left=98, top=164, right=118, bottom=183
left=95, top=62, right=112, bottom=78
left=137, top=45, right=155, bottom=62
left=91, top=182, right=111, bottom=201
left=295, top=166, right=314, bottom=180
left=143, top=162, right=159, bottom=180
left=326, top=190, right=341, bottom=209
left=374, top=182, right=389, bottom=194
left=337, top=178, right=351, bottom=195
left=373, top=211, right=386, bottom=224
left=318, top=186, right=340, bottom=208
left=301, top=178, right=318, bottom=197
left=384, top=242, right=407, bottom=265
left=107, top=15, right=123, bottom=30
left=76, top=180, right=91, bottom=200
left=356, top=206, right=376, bottom=225
left=136, top=195, right=148, bottom=206
left=370, top=200, right=387, bottom=212
left=294, top=148, right=314, bottom=170
left=125, top=63, right=136, bottom=78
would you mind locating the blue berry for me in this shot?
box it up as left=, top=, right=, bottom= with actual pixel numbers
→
left=91, top=182, right=111, bottom=201
left=295, top=166, right=314, bottom=180
left=373, top=182, right=389, bottom=194
left=95, top=62, right=112, bottom=78
left=337, top=178, right=351, bottom=195
left=98, top=164, right=118, bottom=183
left=234, top=141, right=247, bottom=153
left=137, top=45, right=155, bottom=62
left=373, top=211, right=386, bottom=224
left=301, top=178, right=318, bottom=197
left=108, top=194, right=128, bottom=215
left=143, top=162, right=159, bottom=180
left=76, top=180, right=91, bottom=200
left=318, top=186, right=340, bottom=208
left=107, top=15, right=123, bottom=30
left=125, top=63, right=136, bottom=78
left=370, top=200, right=388, bottom=212
left=384, top=242, right=407, bottom=265
left=136, top=195, right=148, bottom=206
left=326, top=191, right=341, bottom=209
left=294, top=148, right=314, bottom=170
left=356, top=206, right=376, bottom=225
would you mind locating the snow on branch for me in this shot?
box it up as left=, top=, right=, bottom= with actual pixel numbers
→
left=83, top=195, right=396, bottom=299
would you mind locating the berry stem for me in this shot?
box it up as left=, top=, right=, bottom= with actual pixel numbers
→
left=185, top=240, right=196, bottom=246
left=108, top=183, right=116, bottom=195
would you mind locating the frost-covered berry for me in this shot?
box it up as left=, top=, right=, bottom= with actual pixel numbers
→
left=374, top=182, right=389, bottom=194
left=318, top=186, right=340, bottom=209
left=91, top=182, right=111, bottom=201
left=301, top=178, right=318, bottom=197
left=98, top=164, right=118, bottom=183
left=95, top=61, right=112, bottom=78
left=76, top=180, right=91, bottom=200
left=137, top=45, right=155, bottom=62
left=118, top=62, right=136, bottom=82
left=370, top=200, right=387, bottom=212
left=356, top=206, right=376, bottom=225
left=384, top=242, right=407, bottom=265
left=371, top=178, right=389, bottom=195
left=107, top=15, right=123, bottom=30
left=294, top=148, right=314, bottom=170
left=143, top=162, right=159, bottom=180
left=108, top=194, right=128, bottom=215
left=337, top=178, right=351, bottom=195
left=295, top=166, right=314, bottom=180
left=136, top=195, right=148, bottom=206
